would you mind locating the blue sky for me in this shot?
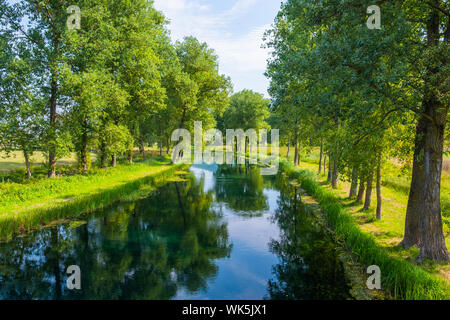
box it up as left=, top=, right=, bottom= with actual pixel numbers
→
left=153, top=0, right=283, bottom=98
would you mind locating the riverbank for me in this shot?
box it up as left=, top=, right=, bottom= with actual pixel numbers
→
left=296, top=188, right=388, bottom=300
left=0, top=157, right=184, bottom=240
left=280, top=160, right=450, bottom=300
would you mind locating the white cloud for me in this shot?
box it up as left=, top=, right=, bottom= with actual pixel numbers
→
left=153, top=0, right=276, bottom=97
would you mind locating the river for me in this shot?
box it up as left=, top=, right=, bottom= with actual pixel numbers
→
left=0, top=164, right=350, bottom=300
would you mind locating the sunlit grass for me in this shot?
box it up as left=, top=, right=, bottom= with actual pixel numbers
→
left=0, top=157, right=183, bottom=240
left=280, top=147, right=450, bottom=297
left=280, top=160, right=450, bottom=300
left=0, top=151, right=91, bottom=172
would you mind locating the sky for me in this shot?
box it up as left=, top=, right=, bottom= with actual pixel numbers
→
left=153, top=0, right=283, bottom=98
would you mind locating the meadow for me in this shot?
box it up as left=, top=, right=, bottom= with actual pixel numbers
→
left=0, top=151, right=84, bottom=172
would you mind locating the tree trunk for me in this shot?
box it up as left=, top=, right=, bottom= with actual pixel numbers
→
left=142, top=141, right=146, bottom=161
left=23, top=149, right=32, bottom=179
left=100, top=141, right=108, bottom=169
left=80, top=149, right=88, bottom=174
left=349, top=166, right=358, bottom=199
left=294, top=135, right=299, bottom=166
left=111, top=154, right=117, bottom=167
left=286, top=138, right=290, bottom=160
left=323, top=154, right=327, bottom=173
left=173, top=108, right=187, bottom=163
left=403, top=93, right=449, bottom=260
left=331, top=157, right=338, bottom=189
left=48, top=72, right=58, bottom=178
left=356, top=177, right=365, bottom=203
left=139, top=140, right=144, bottom=155
left=402, top=5, right=450, bottom=261
left=128, top=148, right=133, bottom=164
left=318, top=137, right=323, bottom=174
left=376, top=154, right=382, bottom=220
left=331, top=117, right=340, bottom=189
left=327, top=154, right=332, bottom=182
left=80, top=129, right=88, bottom=174
left=363, top=172, right=374, bottom=211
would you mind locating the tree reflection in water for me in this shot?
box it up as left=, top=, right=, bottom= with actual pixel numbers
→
left=0, top=165, right=350, bottom=300
left=267, top=174, right=351, bottom=300
left=214, top=165, right=269, bottom=216
left=0, top=173, right=231, bottom=300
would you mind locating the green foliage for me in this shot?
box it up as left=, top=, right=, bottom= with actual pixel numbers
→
left=99, top=123, right=133, bottom=160
left=221, top=89, right=270, bottom=132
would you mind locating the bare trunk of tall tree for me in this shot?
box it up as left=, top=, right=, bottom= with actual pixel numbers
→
left=141, top=140, right=146, bottom=161
left=349, top=166, right=358, bottom=199
left=356, top=177, right=365, bottom=203
left=23, top=149, right=32, bottom=179
left=318, top=137, right=323, bottom=174
left=128, top=148, right=133, bottom=163
left=139, top=139, right=145, bottom=156
left=376, top=154, right=382, bottom=220
left=48, top=73, right=58, bottom=178
left=100, top=140, right=107, bottom=168
left=331, top=118, right=340, bottom=188
left=173, top=108, right=187, bottom=163
left=80, top=127, right=88, bottom=174
left=327, top=154, right=332, bottom=183
left=331, top=157, right=338, bottom=189
left=363, top=171, right=374, bottom=211
left=402, top=5, right=449, bottom=261
left=294, top=134, right=299, bottom=166
left=111, top=154, right=117, bottom=167
left=286, top=138, right=290, bottom=160
left=80, top=149, right=88, bottom=174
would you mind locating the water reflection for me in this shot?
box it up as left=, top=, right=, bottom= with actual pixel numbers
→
left=215, top=165, right=269, bottom=216
left=0, top=174, right=231, bottom=300
left=0, top=165, right=350, bottom=300
left=267, top=175, right=350, bottom=300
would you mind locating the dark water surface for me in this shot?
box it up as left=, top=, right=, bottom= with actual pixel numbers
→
left=0, top=164, right=350, bottom=300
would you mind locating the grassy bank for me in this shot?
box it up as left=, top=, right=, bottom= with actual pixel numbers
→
left=280, top=160, right=450, bottom=300
left=293, top=153, right=449, bottom=283
left=0, top=157, right=184, bottom=240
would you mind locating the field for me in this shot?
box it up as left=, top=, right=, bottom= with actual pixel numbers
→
left=0, top=151, right=86, bottom=172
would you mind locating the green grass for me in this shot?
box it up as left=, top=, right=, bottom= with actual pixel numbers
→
left=280, top=160, right=450, bottom=300
left=0, top=157, right=185, bottom=240
left=0, top=151, right=87, bottom=172
left=287, top=150, right=450, bottom=284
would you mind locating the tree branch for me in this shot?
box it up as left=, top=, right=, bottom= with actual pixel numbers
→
left=353, top=107, right=403, bottom=146
left=425, top=1, right=450, bottom=17
left=1, top=10, right=42, bottom=47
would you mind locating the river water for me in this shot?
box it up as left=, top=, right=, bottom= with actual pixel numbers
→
left=0, top=164, right=350, bottom=300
